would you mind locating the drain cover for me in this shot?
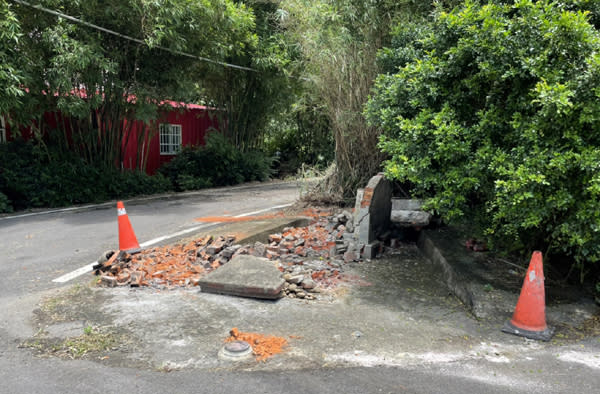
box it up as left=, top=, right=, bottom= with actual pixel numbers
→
left=219, top=340, right=253, bottom=361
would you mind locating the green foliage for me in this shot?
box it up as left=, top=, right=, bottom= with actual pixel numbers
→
left=0, top=139, right=171, bottom=210
left=366, top=0, right=600, bottom=271
left=264, top=105, right=334, bottom=176
left=280, top=0, right=456, bottom=202
left=159, top=131, right=274, bottom=191
left=239, top=150, right=276, bottom=182
left=5, top=0, right=257, bottom=168
left=202, top=0, right=302, bottom=152
left=0, top=191, right=11, bottom=213
left=0, top=0, right=24, bottom=115
left=175, top=174, right=212, bottom=192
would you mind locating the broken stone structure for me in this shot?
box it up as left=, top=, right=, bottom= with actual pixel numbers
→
left=353, top=174, right=391, bottom=247
left=353, top=173, right=392, bottom=258
left=390, top=198, right=432, bottom=227
left=352, top=173, right=434, bottom=259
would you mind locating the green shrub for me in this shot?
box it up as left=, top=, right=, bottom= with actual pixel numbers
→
left=0, top=192, right=12, bottom=213
left=108, top=169, right=172, bottom=199
left=263, top=110, right=334, bottom=177
left=239, top=150, right=276, bottom=182
left=176, top=174, right=212, bottom=191
left=159, top=131, right=275, bottom=191
left=366, top=0, right=600, bottom=276
left=0, top=139, right=172, bottom=209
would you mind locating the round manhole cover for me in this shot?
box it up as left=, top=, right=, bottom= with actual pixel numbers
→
left=225, top=340, right=251, bottom=353
left=219, top=340, right=253, bottom=361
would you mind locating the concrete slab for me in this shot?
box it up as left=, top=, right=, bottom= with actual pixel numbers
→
left=391, top=198, right=425, bottom=211
left=180, top=217, right=310, bottom=247
left=390, top=210, right=432, bottom=226
left=198, top=255, right=285, bottom=299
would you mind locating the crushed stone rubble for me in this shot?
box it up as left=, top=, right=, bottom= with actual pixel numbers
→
left=93, top=207, right=398, bottom=298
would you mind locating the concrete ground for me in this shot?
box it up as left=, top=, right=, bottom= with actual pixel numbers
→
left=9, top=208, right=600, bottom=393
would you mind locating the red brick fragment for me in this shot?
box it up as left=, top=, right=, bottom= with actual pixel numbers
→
left=116, top=271, right=131, bottom=284
left=269, top=233, right=283, bottom=243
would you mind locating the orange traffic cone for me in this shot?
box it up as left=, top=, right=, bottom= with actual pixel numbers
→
left=502, top=251, right=554, bottom=341
left=117, top=201, right=141, bottom=254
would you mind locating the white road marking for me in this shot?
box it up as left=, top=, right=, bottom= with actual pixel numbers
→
left=558, top=351, right=600, bottom=369
left=51, top=203, right=294, bottom=284
left=233, top=203, right=292, bottom=218
left=139, top=222, right=215, bottom=248
left=0, top=204, right=105, bottom=220
left=52, top=262, right=98, bottom=283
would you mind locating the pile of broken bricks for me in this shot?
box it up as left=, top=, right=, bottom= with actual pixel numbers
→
left=93, top=207, right=389, bottom=298
left=93, top=234, right=241, bottom=288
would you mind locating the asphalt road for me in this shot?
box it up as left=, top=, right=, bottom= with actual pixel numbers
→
left=1, top=180, right=598, bottom=394
left=0, top=181, right=300, bottom=298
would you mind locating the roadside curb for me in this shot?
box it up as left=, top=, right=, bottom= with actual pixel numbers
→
left=417, top=231, right=475, bottom=313
left=234, top=217, right=311, bottom=245
left=417, top=229, right=600, bottom=326
left=417, top=229, right=524, bottom=320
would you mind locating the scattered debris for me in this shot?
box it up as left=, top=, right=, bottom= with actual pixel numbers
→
left=465, top=238, right=488, bottom=252
left=93, top=235, right=239, bottom=288
left=225, top=327, right=288, bottom=362
left=94, top=207, right=397, bottom=295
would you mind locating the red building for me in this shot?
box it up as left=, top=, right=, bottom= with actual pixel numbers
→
left=121, top=101, right=219, bottom=174
left=0, top=100, right=219, bottom=174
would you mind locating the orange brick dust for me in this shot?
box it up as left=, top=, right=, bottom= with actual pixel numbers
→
left=194, top=207, right=332, bottom=223
left=226, top=327, right=289, bottom=362
left=195, top=212, right=285, bottom=223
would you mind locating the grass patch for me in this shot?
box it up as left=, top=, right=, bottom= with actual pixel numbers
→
left=59, top=327, right=118, bottom=358
left=21, top=326, right=122, bottom=360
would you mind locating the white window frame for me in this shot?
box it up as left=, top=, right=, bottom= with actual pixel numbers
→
left=159, top=123, right=182, bottom=155
left=0, top=116, right=6, bottom=144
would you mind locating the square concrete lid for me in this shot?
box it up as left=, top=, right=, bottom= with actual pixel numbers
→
left=198, top=255, right=285, bottom=299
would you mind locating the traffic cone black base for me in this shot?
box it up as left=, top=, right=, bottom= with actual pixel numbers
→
left=502, top=320, right=554, bottom=341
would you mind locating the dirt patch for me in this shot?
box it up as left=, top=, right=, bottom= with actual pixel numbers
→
left=23, top=283, right=144, bottom=368
left=552, top=312, right=600, bottom=343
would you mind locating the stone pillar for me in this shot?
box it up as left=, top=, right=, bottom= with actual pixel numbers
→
left=353, top=173, right=392, bottom=256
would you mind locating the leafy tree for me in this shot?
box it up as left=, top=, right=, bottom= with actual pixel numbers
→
left=0, top=0, right=24, bottom=115
left=366, top=0, right=600, bottom=278
left=6, top=0, right=256, bottom=169
left=280, top=0, right=459, bottom=202
left=200, top=0, right=302, bottom=151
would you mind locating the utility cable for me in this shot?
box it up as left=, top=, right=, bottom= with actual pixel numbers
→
left=11, top=0, right=258, bottom=72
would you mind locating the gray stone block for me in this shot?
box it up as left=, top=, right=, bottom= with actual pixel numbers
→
left=198, top=255, right=285, bottom=299
left=362, top=242, right=380, bottom=259
left=390, top=210, right=432, bottom=226
left=391, top=198, right=425, bottom=211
